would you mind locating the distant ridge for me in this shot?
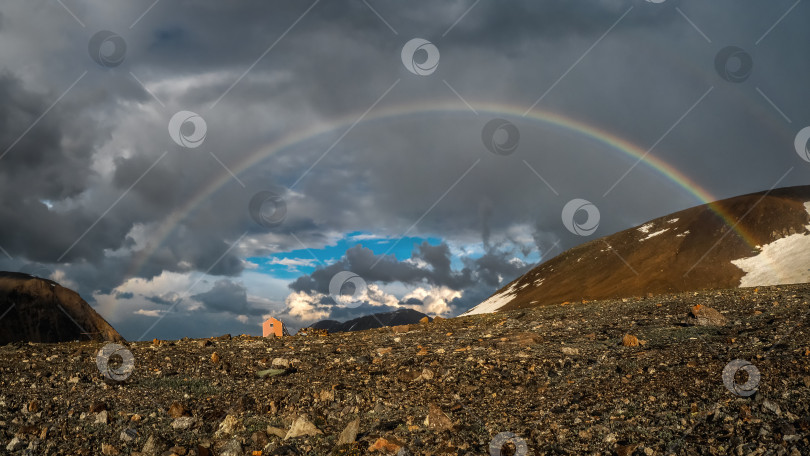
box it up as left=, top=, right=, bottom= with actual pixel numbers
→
left=310, top=308, right=428, bottom=333
left=0, top=272, right=124, bottom=344
left=463, top=185, right=810, bottom=316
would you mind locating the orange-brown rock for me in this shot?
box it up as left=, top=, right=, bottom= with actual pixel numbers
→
left=368, top=437, right=404, bottom=452
left=391, top=324, right=411, bottom=334
left=690, top=304, right=728, bottom=326
left=168, top=401, right=189, bottom=418
left=424, top=403, right=454, bottom=431
left=622, top=334, right=640, bottom=347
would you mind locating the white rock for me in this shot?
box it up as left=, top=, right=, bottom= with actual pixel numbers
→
left=762, top=399, right=782, bottom=416
left=218, top=439, right=242, bottom=456
left=95, top=410, right=109, bottom=425
left=337, top=418, right=360, bottom=445
left=214, top=414, right=243, bottom=438
left=419, top=368, right=434, bottom=381
left=284, top=416, right=323, bottom=439
left=6, top=437, right=22, bottom=452
left=171, top=417, right=195, bottom=430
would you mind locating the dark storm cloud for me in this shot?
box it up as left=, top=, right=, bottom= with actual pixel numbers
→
left=191, top=279, right=264, bottom=316
left=440, top=0, right=685, bottom=45
left=144, top=295, right=176, bottom=306
left=0, top=72, right=126, bottom=264
left=0, top=0, right=807, bottom=338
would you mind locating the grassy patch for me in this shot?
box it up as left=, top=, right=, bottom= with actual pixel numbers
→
left=642, top=325, right=726, bottom=348
left=244, top=415, right=267, bottom=434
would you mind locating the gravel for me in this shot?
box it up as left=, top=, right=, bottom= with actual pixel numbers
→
left=1, top=284, right=809, bottom=454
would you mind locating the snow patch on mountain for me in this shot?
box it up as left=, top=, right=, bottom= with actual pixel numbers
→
left=640, top=228, right=669, bottom=242
left=459, top=282, right=519, bottom=316
left=731, top=202, right=810, bottom=287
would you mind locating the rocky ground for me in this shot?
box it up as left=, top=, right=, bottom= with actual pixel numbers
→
left=1, top=285, right=809, bottom=455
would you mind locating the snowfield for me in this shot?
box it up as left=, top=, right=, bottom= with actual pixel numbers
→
left=459, top=282, right=519, bottom=316
left=731, top=202, right=810, bottom=287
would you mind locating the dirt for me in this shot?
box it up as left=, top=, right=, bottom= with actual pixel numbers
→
left=1, top=284, right=809, bottom=455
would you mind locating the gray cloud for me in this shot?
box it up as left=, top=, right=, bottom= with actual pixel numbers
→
left=144, top=295, right=177, bottom=306
left=191, top=279, right=264, bottom=316
left=286, top=240, right=533, bottom=320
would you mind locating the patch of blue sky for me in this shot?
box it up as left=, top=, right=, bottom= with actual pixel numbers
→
left=247, top=232, right=445, bottom=279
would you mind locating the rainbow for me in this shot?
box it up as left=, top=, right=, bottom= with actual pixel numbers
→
left=126, top=101, right=760, bottom=278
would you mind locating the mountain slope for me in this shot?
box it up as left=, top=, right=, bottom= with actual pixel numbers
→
left=0, top=272, right=124, bottom=344
left=463, top=185, right=810, bottom=315
left=310, top=308, right=428, bottom=333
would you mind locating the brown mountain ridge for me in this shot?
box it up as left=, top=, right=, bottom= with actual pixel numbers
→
left=463, top=185, right=810, bottom=315
left=0, top=272, right=123, bottom=344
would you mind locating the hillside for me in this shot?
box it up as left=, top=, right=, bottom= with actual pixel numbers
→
left=311, top=308, right=429, bottom=333
left=463, top=186, right=810, bottom=316
left=0, top=272, right=123, bottom=344
left=0, top=285, right=807, bottom=454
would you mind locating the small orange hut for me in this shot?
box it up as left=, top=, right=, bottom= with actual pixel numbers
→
left=262, top=317, right=287, bottom=338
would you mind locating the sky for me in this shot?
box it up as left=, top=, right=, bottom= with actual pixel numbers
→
left=0, top=0, right=808, bottom=340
